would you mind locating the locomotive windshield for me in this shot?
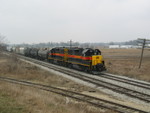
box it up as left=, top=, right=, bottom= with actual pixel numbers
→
left=94, top=49, right=101, bottom=55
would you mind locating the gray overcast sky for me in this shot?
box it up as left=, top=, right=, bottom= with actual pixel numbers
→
left=0, top=0, right=150, bottom=44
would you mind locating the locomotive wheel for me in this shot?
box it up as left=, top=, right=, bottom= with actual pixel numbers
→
left=81, top=66, right=89, bottom=72
left=49, top=59, right=54, bottom=64
left=68, top=63, right=73, bottom=68
left=57, top=61, right=61, bottom=65
left=84, top=67, right=92, bottom=73
left=63, top=62, right=68, bottom=67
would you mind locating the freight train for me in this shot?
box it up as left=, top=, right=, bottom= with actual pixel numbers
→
left=10, top=47, right=106, bottom=73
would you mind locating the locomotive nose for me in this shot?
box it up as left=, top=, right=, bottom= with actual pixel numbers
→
left=92, top=55, right=103, bottom=66
left=92, top=55, right=106, bottom=71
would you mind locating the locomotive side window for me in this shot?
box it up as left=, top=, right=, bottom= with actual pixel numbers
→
left=51, top=49, right=55, bottom=53
left=73, top=50, right=80, bottom=55
left=55, top=48, right=59, bottom=53
left=85, top=49, right=94, bottom=56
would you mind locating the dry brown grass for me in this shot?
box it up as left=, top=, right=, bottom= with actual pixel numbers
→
left=1, top=82, right=115, bottom=113
left=100, top=48, right=150, bottom=81
left=0, top=54, right=92, bottom=92
left=0, top=53, right=117, bottom=113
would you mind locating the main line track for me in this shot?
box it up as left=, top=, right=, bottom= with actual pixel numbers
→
left=0, top=76, right=148, bottom=113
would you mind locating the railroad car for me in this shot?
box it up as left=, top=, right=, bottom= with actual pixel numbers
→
left=19, top=47, right=25, bottom=55
left=15, top=47, right=20, bottom=54
left=24, top=48, right=32, bottom=57
left=30, top=48, right=39, bottom=58
left=48, top=47, right=106, bottom=73
left=38, top=48, right=49, bottom=60
left=6, top=46, right=12, bottom=52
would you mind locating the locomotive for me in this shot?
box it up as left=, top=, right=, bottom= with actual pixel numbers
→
left=48, top=47, right=106, bottom=72
left=11, top=47, right=106, bottom=73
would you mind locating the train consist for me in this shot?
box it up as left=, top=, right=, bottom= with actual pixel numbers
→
left=10, top=47, right=106, bottom=73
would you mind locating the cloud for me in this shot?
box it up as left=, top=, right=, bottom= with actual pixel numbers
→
left=0, top=0, right=150, bottom=44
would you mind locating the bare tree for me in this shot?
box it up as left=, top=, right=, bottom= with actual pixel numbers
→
left=0, top=34, right=7, bottom=52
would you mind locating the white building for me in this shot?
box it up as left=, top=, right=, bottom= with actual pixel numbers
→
left=109, top=45, right=140, bottom=49
left=109, top=45, right=120, bottom=48
left=120, top=45, right=132, bottom=49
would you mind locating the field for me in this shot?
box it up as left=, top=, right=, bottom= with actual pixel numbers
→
left=101, top=48, right=150, bottom=82
left=0, top=48, right=150, bottom=113
left=0, top=53, right=116, bottom=113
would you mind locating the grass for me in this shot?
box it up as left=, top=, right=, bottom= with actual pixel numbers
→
left=0, top=92, right=25, bottom=113
left=0, top=82, right=115, bottom=113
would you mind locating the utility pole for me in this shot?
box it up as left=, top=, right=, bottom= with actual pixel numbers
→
left=70, top=40, right=72, bottom=48
left=138, top=38, right=150, bottom=68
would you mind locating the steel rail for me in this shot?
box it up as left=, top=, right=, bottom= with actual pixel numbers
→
left=100, top=73, right=150, bottom=90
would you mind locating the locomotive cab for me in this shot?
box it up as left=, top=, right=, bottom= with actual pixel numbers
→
left=92, top=49, right=106, bottom=71
left=82, top=48, right=105, bottom=72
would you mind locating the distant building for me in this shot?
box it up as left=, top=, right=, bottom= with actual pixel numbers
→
left=109, top=45, right=140, bottom=49
left=145, top=44, right=150, bottom=48
left=132, top=45, right=141, bottom=49
left=120, top=45, right=132, bottom=49
left=109, top=45, right=120, bottom=48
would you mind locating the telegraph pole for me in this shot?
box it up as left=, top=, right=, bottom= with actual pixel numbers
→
left=138, top=38, right=150, bottom=68
left=70, top=40, right=72, bottom=48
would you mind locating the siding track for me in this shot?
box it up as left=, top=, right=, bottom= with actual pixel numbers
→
left=0, top=76, right=149, bottom=113
left=101, top=73, right=150, bottom=90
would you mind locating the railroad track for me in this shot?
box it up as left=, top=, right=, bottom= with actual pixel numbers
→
left=100, top=72, right=150, bottom=90
left=0, top=76, right=149, bottom=113
left=18, top=55, right=150, bottom=103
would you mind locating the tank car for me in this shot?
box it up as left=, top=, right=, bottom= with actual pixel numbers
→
left=15, top=47, right=20, bottom=54
left=30, top=48, right=39, bottom=58
left=38, top=48, right=49, bottom=60
left=24, top=48, right=32, bottom=57
left=6, top=46, right=12, bottom=52
left=19, top=47, right=25, bottom=55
